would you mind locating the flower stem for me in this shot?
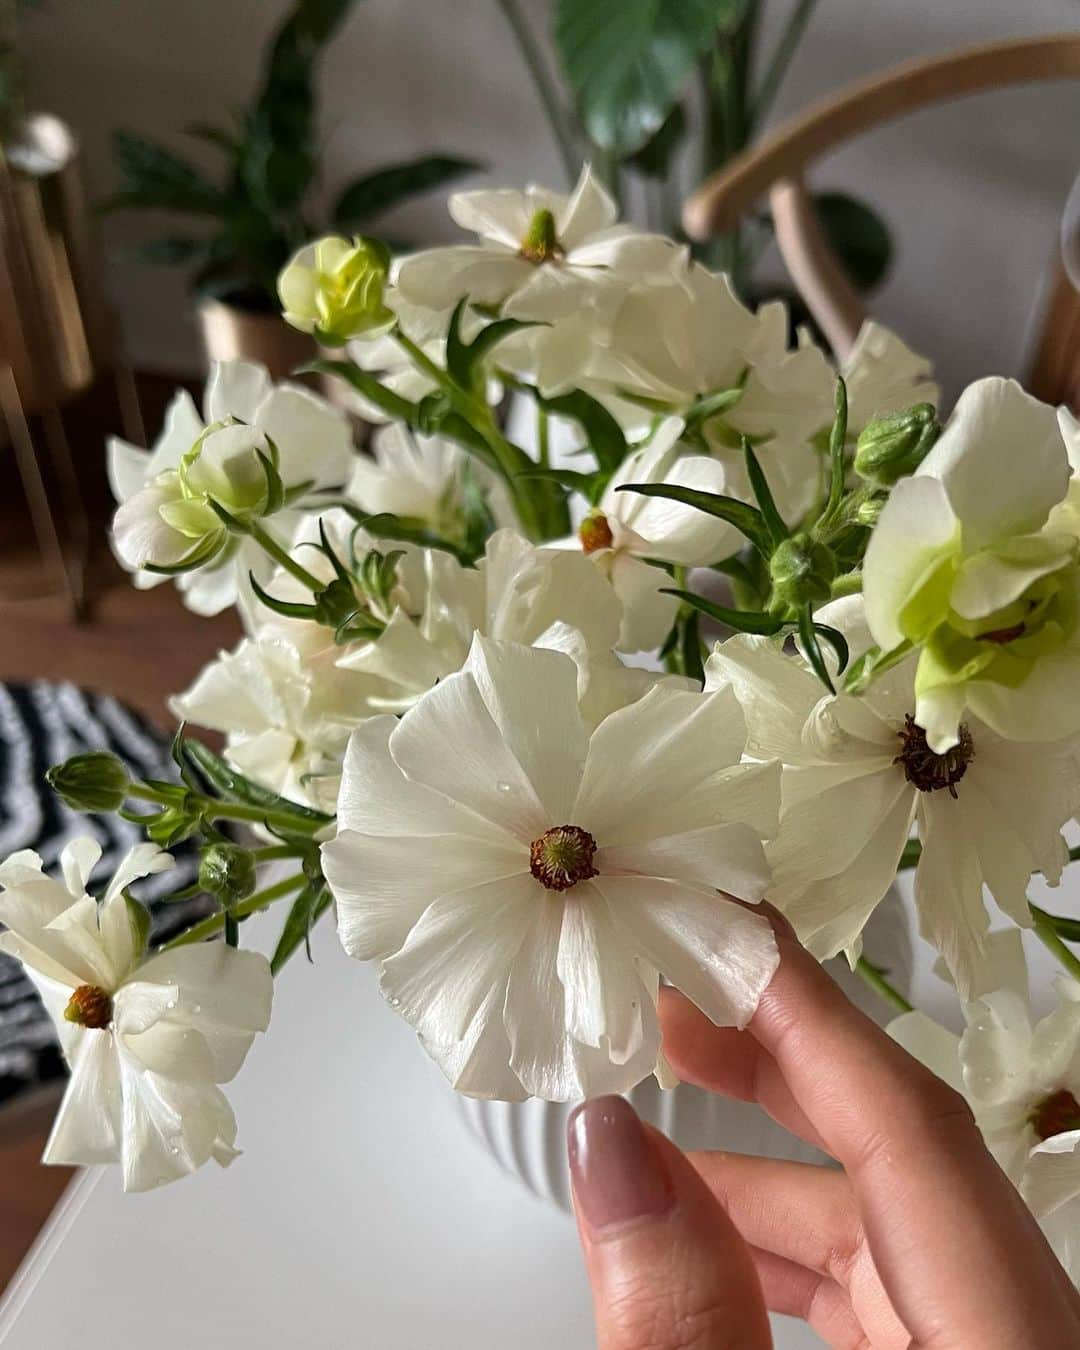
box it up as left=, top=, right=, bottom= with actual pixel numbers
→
left=897, top=838, right=922, bottom=870
left=537, top=405, right=550, bottom=469
left=249, top=521, right=324, bottom=592
left=161, top=874, right=307, bottom=950
left=855, top=957, right=914, bottom=1015
left=494, top=0, right=580, bottom=185
left=126, top=784, right=326, bottom=837
left=1032, top=905, right=1080, bottom=982
left=750, top=0, right=819, bottom=131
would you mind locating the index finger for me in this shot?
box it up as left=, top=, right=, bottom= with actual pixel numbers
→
left=746, top=930, right=1077, bottom=1346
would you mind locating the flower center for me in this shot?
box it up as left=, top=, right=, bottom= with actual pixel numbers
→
left=894, top=714, right=974, bottom=798
left=64, top=984, right=113, bottom=1030
left=578, top=512, right=614, bottom=554
left=1030, top=1088, right=1080, bottom=1141
left=519, top=208, right=564, bottom=265
left=529, top=825, right=598, bottom=892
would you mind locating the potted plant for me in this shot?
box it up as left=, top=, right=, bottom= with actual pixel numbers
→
left=496, top=0, right=892, bottom=309
left=103, top=0, right=478, bottom=377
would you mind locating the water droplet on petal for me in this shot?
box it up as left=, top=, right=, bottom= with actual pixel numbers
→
left=191, top=1003, right=201, bottom=1015
left=496, top=781, right=512, bottom=794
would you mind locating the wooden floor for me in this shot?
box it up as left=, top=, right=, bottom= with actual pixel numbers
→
left=0, top=374, right=241, bottom=1293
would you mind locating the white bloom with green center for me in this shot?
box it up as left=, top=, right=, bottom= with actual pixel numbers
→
left=334, top=528, right=625, bottom=711
left=0, top=839, right=272, bottom=1192
left=602, top=264, right=835, bottom=526
left=559, top=416, right=736, bottom=652
left=891, top=930, right=1080, bottom=1285
left=322, top=636, right=780, bottom=1101
left=394, top=164, right=676, bottom=322
left=108, top=361, right=355, bottom=614
left=863, top=376, right=1079, bottom=754
left=706, top=597, right=1080, bottom=998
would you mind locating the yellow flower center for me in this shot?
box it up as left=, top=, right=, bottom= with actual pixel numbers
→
left=529, top=825, right=598, bottom=892
left=578, top=512, right=614, bottom=555
left=64, top=984, right=113, bottom=1030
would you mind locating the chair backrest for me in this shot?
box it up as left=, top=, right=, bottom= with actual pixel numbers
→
left=683, top=32, right=1080, bottom=401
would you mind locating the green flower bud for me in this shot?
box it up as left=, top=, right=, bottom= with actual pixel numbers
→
left=46, top=752, right=131, bottom=813
left=199, top=844, right=258, bottom=906
left=769, top=533, right=836, bottom=609
left=853, top=495, right=885, bottom=527
left=853, top=403, right=939, bottom=487
left=278, top=235, right=393, bottom=345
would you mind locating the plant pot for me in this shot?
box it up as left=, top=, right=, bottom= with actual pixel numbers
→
left=450, top=886, right=913, bottom=1212
left=196, top=299, right=314, bottom=382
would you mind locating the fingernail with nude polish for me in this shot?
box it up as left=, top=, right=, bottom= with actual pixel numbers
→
left=567, top=1095, right=673, bottom=1231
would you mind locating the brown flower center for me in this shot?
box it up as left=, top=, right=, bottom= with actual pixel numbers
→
left=894, top=714, right=974, bottom=798
left=529, top=825, right=598, bottom=892
left=64, top=984, right=113, bottom=1030
left=578, top=512, right=614, bottom=555
left=1030, top=1088, right=1080, bottom=1142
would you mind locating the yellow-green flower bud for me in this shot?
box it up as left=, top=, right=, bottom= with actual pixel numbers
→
left=854, top=403, right=939, bottom=487
left=278, top=235, right=393, bottom=345
left=46, top=752, right=131, bottom=813
left=769, top=533, right=836, bottom=609
left=199, top=844, right=258, bottom=906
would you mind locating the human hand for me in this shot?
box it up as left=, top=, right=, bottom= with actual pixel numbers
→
left=567, top=921, right=1080, bottom=1348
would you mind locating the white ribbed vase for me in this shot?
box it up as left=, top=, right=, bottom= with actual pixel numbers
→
left=450, top=887, right=913, bottom=1211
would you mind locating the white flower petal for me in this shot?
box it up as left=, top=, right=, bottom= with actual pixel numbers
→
left=378, top=873, right=536, bottom=1044
left=255, top=383, right=354, bottom=489
left=919, top=377, right=1069, bottom=551
left=887, top=1012, right=963, bottom=1093
left=388, top=665, right=548, bottom=842
left=421, top=980, right=527, bottom=1101
left=609, top=553, right=679, bottom=653
left=42, top=1029, right=122, bottom=1167
left=863, top=474, right=957, bottom=652
left=205, top=359, right=271, bottom=425
left=599, top=822, right=770, bottom=904
left=116, top=1057, right=239, bottom=1192
left=60, top=837, right=102, bottom=897
left=597, top=874, right=778, bottom=1029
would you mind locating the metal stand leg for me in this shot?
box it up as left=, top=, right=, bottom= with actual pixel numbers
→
left=0, top=364, right=74, bottom=611
left=40, top=403, right=89, bottom=621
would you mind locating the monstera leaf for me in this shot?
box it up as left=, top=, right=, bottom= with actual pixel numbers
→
left=554, top=0, right=742, bottom=156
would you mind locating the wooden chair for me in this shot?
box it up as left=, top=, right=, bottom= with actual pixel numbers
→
left=683, top=33, right=1080, bottom=405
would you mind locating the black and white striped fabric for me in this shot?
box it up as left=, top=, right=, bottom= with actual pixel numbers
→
left=0, top=682, right=211, bottom=1108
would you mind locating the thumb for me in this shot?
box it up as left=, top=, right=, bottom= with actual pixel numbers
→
left=568, top=1096, right=772, bottom=1350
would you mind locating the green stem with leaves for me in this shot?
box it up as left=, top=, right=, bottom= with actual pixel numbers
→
left=127, top=783, right=325, bottom=838
left=1032, top=905, right=1080, bottom=983
left=856, top=957, right=914, bottom=1015
left=751, top=0, right=819, bottom=130
left=162, top=873, right=307, bottom=950
left=248, top=520, right=324, bottom=592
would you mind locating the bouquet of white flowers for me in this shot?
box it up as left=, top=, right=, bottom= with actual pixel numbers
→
left=10, top=167, right=1080, bottom=1278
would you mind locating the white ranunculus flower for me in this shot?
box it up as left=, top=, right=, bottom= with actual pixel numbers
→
left=841, top=320, right=939, bottom=433
left=347, top=423, right=513, bottom=537
left=558, top=416, right=735, bottom=652
left=890, top=930, right=1080, bottom=1284
left=863, top=376, right=1080, bottom=754
left=706, top=597, right=1080, bottom=997
left=602, top=265, right=834, bottom=527
left=335, top=528, right=623, bottom=711
left=323, top=636, right=780, bottom=1101
left=394, top=164, right=676, bottom=322
left=171, top=636, right=357, bottom=812
left=108, top=361, right=355, bottom=615
left=0, top=839, right=272, bottom=1191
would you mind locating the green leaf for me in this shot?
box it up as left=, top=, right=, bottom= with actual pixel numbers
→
left=303, top=359, right=419, bottom=424
left=106, top=130, right=226, bottom=216
left=183, top=740, right=332, bottom=825
left=554, top=0, right=732, bottom=155
left=517, top=466, right=605, bottom=502
left=813, top=622, right=849, bottom=675
left=617, top=481, right=771, bottom=556
left=813, top=191, right=893, bottom=292
left=660, top=588, right=784, bottom=634
left=743, top=439, right=789, bottom=545
left=345, top=509, right=472, bottom=563
left=625, top=102, right=687, bottom=178
left=797, top=606, right=835, bottom=694
left=332, top=154, right=481, bottom=228
left=522, top=385, right=627, bottom=474
left=446, top=300, right=540, bottom=390
left=271, top=881, right=333, bottom=974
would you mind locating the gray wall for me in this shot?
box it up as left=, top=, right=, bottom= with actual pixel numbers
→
left=22, top=0, right=1080, bottom=398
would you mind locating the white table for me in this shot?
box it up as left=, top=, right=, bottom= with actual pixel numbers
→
left=1, top=870, right=1071, bottom=1349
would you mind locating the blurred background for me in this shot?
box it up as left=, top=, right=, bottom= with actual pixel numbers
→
left=0, top=0, right=1078, bottom=1319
